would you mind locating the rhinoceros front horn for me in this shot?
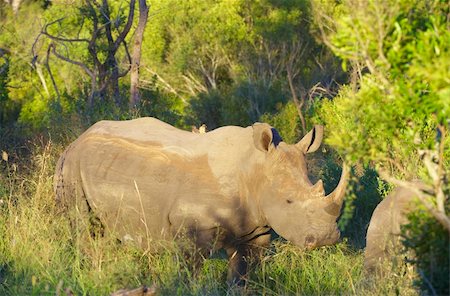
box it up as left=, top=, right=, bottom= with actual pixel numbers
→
left=325, top=163, right=350, bottom=209
left=311, top=179, right=325, bottom=198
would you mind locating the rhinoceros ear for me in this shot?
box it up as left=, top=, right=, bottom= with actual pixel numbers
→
left=253, top=123, right=277, bottom=152
left=296, top=125, right=324, bottom=154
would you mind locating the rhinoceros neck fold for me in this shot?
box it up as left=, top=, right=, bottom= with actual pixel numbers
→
left=237, top=162, right=271, bottom=227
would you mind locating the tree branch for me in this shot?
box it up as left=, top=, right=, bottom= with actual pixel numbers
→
left=102, top=0, right=115, bottom=50
left=45, top=45, right=61, bottom=102
left=42, top=18, right=91, bottom=43
left=119, top=39, right=132, bottom=77
left=436, top=124, right=446, bottom=213
left=50, top=43, right=95, bottom=79
left=144, top=67, right=185, bottom=102
left=114, top=0, right=136, bottom=50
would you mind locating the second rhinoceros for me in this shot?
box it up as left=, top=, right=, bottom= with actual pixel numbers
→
left=55, top=117, right=349, bottom=284
left=364, top=185, right=423, bottom=273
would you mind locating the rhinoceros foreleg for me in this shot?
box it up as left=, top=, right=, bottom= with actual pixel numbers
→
left=226, top=233, right=271, bottom=286
left=226, top=246, right=248, bottom=286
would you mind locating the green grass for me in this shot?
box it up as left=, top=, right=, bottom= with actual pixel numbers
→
left=0, top=141, right=419, bottom=295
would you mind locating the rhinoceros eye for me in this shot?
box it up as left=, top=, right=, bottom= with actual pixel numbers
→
left=286, top=199, right=293, bottom=204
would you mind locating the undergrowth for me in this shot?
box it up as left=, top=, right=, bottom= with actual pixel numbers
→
left=0, top=141, right=419, bottom=295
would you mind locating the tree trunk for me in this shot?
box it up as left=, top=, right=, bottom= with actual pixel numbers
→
left=5, top=0, right=22, bottom=14
left=129, top=0, right=149, bottom=109
left=108, top=53, right=121, bottom=105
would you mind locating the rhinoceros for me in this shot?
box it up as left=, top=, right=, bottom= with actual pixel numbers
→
left=55, top=117, right=349, bottom=284
left=364, top=185, right=421, bottom=273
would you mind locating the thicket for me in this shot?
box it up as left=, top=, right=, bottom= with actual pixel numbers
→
left=0, top=0, right=448, bottom=294
left=314, top=0, right=449, bottom=293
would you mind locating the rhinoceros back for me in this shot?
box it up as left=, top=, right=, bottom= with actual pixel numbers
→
left=54, top=117, right=258, bottom=246
left=364, top=186, right=419, bottom=272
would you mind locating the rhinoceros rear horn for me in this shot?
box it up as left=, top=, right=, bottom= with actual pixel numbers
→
left=296, top=125, right=324, bottom=154
left=325, top=163, right=350, bottom=209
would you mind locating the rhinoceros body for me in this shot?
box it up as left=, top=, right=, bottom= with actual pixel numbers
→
left=364, top=186, right=420, bottom=273
left=55, top=117, right=348, bottom=283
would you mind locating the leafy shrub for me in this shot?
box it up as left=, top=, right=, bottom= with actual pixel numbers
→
left=260, top=101, right=301, bottom=144
left=137, top=88, right=186, bottom=129
left=187, top=79, right=288, bottom=130
left=402, top=203, right=450, bottom=295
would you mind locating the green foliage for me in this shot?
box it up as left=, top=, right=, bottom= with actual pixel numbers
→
left=317, top=0, right=449, bottom=174
left=340, top=170, right=391, bottom=248
left=261, top=101, right=300, bottom=144
left=245, top=0, right=310, bottom=41
left=1, top=0, right=338, bottom=133
left=314, top=1, right=450, bottom=292
left=402, top=203, right=450, bottom=295
left=187, top=80, right=289, bottom=129
left=0, top=2, right=49, bottom=126
left=137, top=87, right=186, bottom=129
left=142, top=0, right=332, bottom=119
left=142, top=0, right=248, bottom=94
left=0, top=56, right=19, bottom=125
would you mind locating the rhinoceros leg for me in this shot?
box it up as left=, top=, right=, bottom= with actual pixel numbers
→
left=226, top=246, right=248, bottom=286
left=226, top=232, right=271, bottom=286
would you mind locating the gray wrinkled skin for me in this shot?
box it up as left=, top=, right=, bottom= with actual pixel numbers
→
left=364, top=186, right=420, bottom=273
left=55, top=117, right=348, bottom=284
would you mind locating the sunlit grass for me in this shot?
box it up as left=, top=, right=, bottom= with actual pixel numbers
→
left=0, top=141, right=419, bottom=295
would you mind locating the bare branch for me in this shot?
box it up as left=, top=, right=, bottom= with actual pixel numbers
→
left=102, top=0, right=115, bottom=51
left=85, top=0, right=102, bottom=67
left=42, top=18, right=90, bottom=43
left=182, top=72, right=208, bottom=95
left=384, top=156, right=409, bottom=177
left=144, top=67, right=186, bottom=102
left=119, top=39, right=132, bottom=77
left=129, top=0, right=149, bottom=108
left=41, top=31, right=91, bottom=44
left=34, top=62, right=50, bottom=97
left=286, top=60, right=306, bottom=135
left=436, top=124, right=447, bottom=214
left=45, top=45, right=61, bottom=102
left=114, top=0, right=136, bottom=50
left=50, top=43, right=95, bottom=79
left=283, top=39, right=311, bottom=135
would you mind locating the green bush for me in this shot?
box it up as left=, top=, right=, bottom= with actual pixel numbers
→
left=402, top=203, right=450, bottom=295
left=314, top=1, right=449, bottom=292
left=137, top=88, right=186, bottom=129
left=260, top=101, right=301, bottom=144
left=187, top=80, right=288, bottom=130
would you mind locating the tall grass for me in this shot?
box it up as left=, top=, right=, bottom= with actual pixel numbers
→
left=0, top=141, right=419, bottom=295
